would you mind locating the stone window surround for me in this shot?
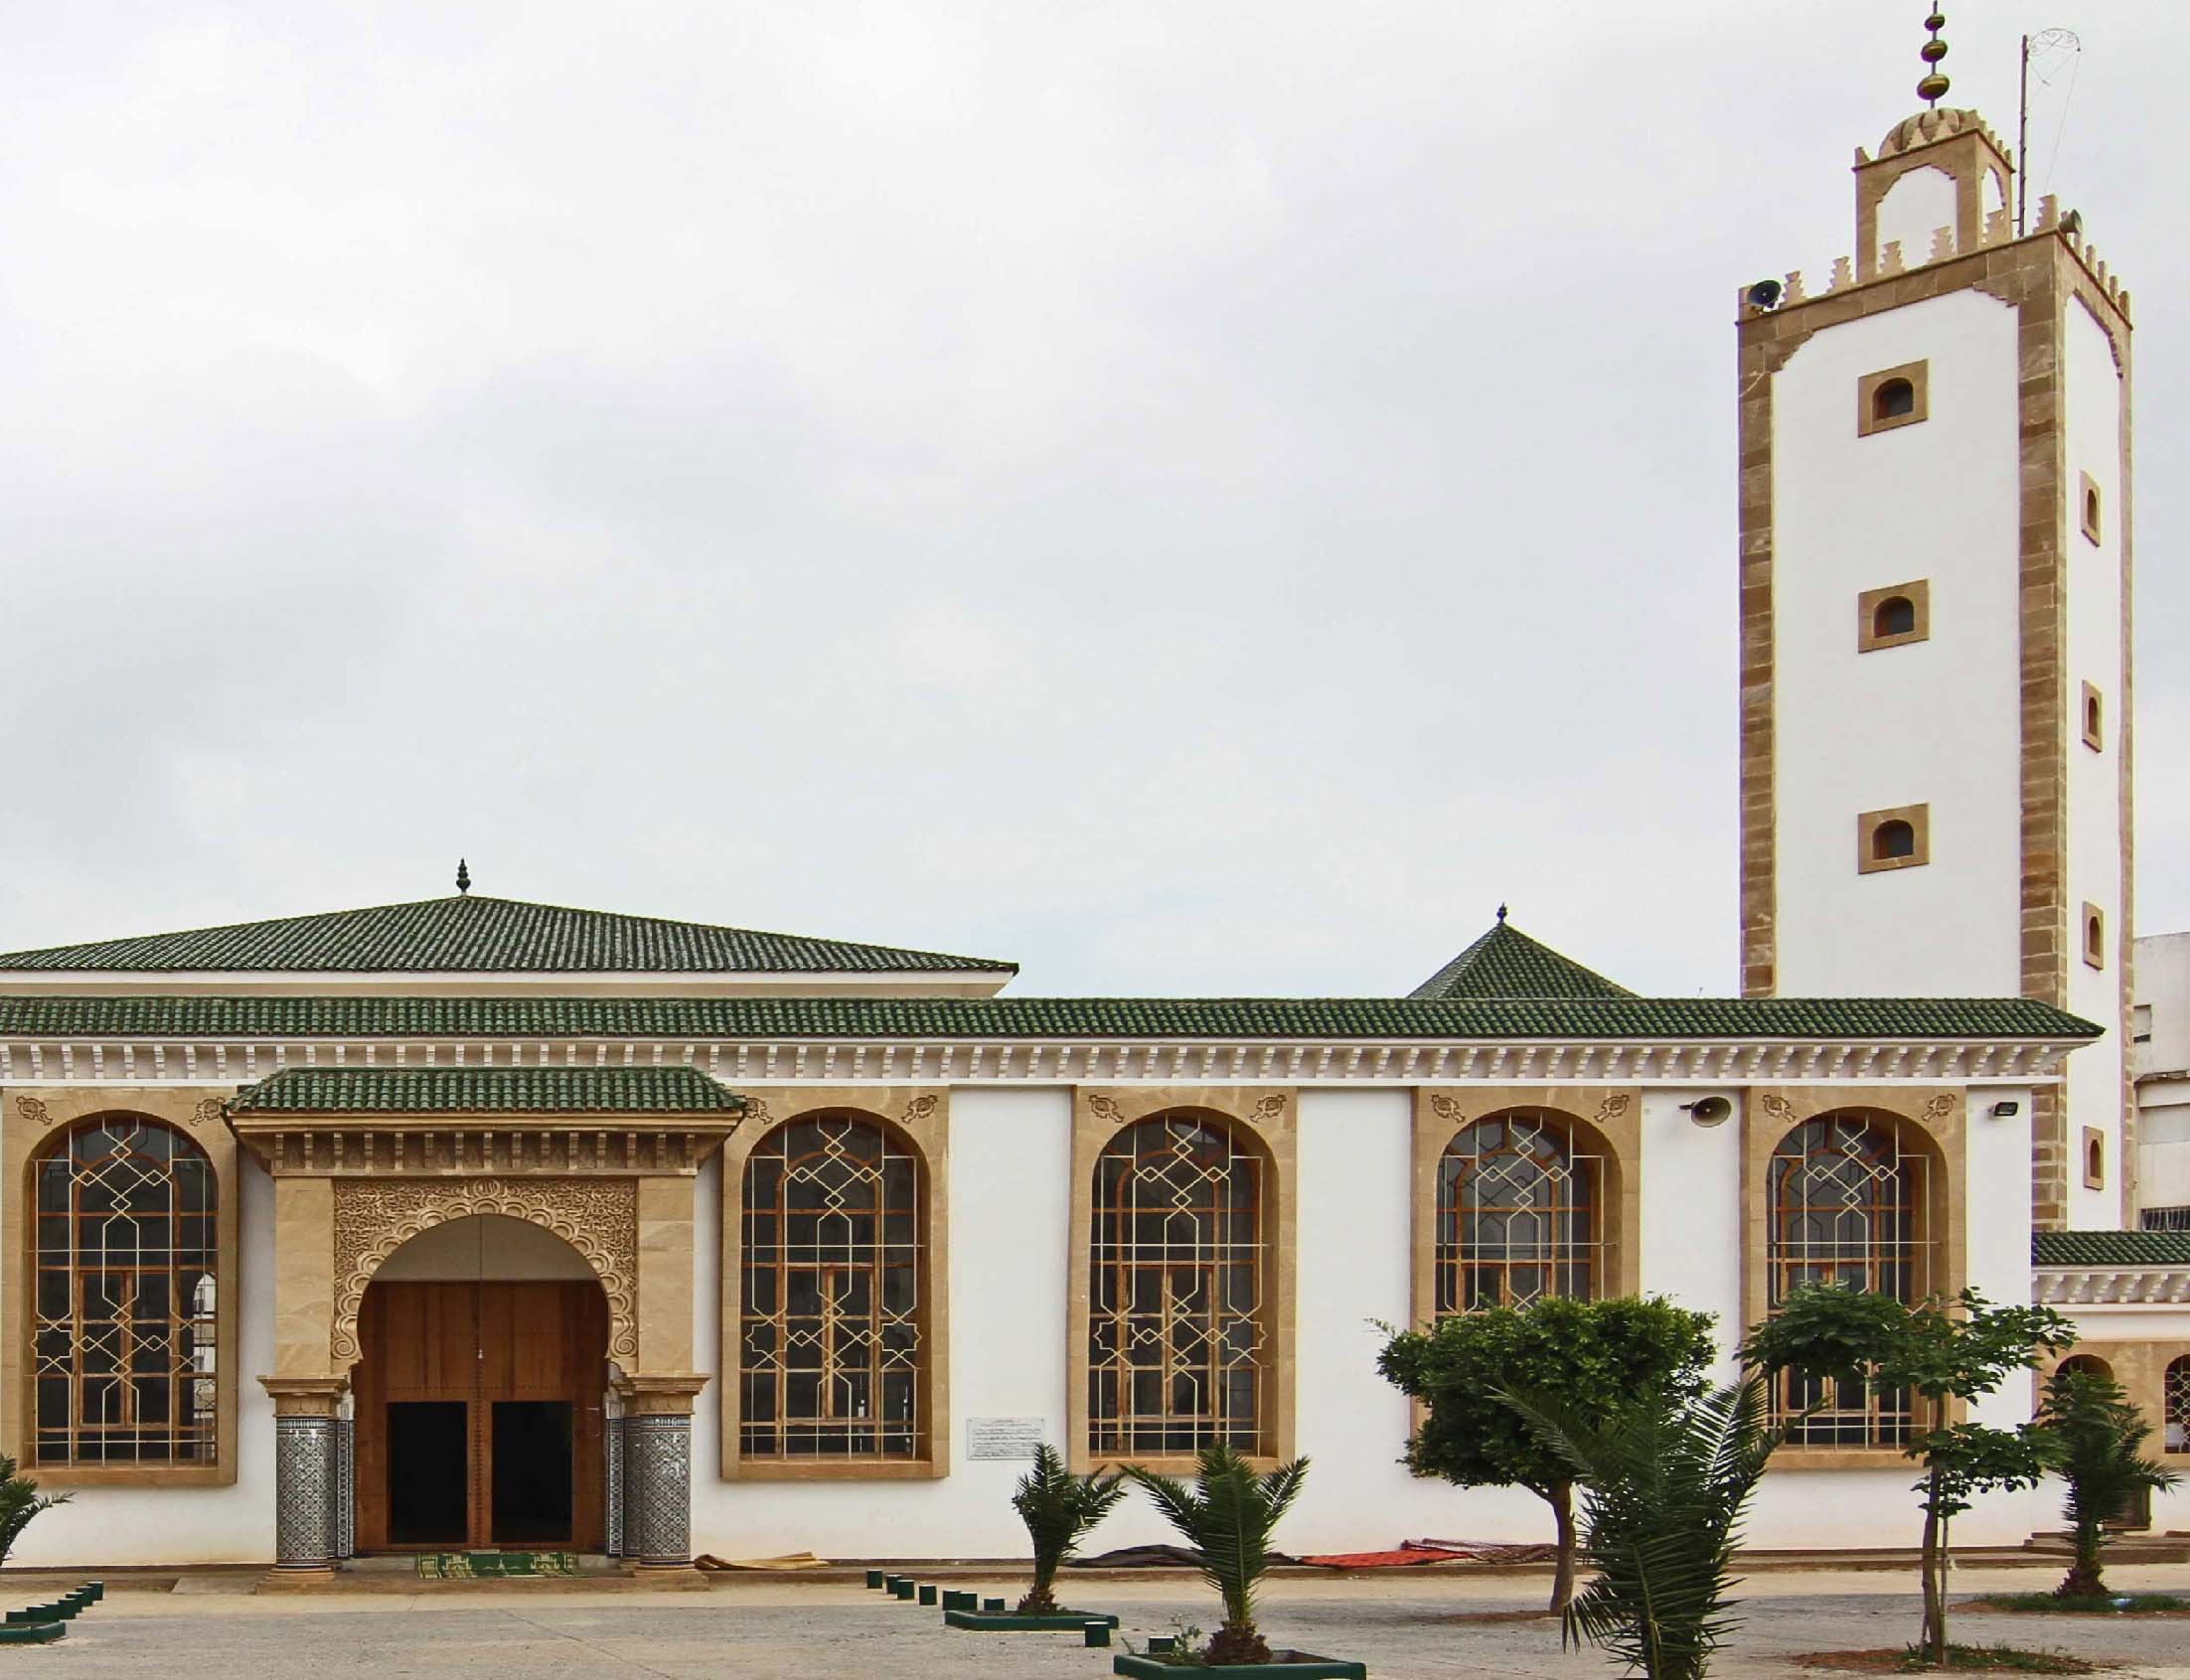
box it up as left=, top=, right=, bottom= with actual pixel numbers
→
left=2084, top=902, right=2107, bottom=971
left=714, top=1085, right=950, bottom=1481
left=2, top=1087, right=241, bottom=1488
left=1857, top=579, right=1932, bottom=653
left=1407, top=1085, right=1642, bottom=1333
left=1856, top=360, right=1930, bottom=437
left=1857, top=803, right=1931, bottom=874
left=2081, top=1127, right=2105, bottom=1191
left=2080, top=472, right=2103, bottom=545
left=2082, top=682, right=2105, bottom=752
left=1066, top=1085, right=1297, bottom=1474
left=1743, top=1087, right=1967, bottom=1469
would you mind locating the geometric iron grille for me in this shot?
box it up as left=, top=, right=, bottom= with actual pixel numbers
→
left=1089, top=1113, right=1266, bottom=1458
left=33, top=1116, right=218, bottom=1465
left=2166, top=1357, right=2190, bottom=1454
left=1436, top=1111, right=1601, bottom=1315
left=1766, top=1112, right=1928, bottom=1448
left=739, top=1114, right=922, bottom=1459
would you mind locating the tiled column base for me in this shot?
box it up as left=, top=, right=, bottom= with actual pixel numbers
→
left=624, top=1415, right=692, bottom=1570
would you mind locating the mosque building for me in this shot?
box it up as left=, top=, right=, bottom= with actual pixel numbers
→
left=3, top=29, right=2182, bottom=1573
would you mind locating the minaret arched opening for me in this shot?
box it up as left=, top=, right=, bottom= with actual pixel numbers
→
left=1872, top=819, right=1917, bottom=862
left=1873, top=377, right=1917, bottom=421
left=1873, top=594, right=1918, bottom=639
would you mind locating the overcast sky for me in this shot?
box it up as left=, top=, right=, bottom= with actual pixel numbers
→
left=2, top=3, right=2181, bottom=998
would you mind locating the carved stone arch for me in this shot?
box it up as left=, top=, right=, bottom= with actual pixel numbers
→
left=330, top=1177, right=638, bottom=1368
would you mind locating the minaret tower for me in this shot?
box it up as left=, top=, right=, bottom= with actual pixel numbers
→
left=1737, top=13, right=2134, bottom=1229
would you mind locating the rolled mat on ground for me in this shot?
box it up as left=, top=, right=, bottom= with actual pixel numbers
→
left=693, top=1552, right=830, bottom=1571
left=1298, top=1538, right=1559, bottom=1568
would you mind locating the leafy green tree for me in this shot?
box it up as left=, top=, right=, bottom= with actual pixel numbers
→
left=1742, top=1286, right=2075, bottom=1666
left=1123, top=1445, right=1310, bottom=1665
left=1499, top=1374, right=1784, bottom=1680
left=0, top=1454, right=67, bottom=1569
left=2035, top=1366, right=2179, bottom=1600
left=1010, top=1443, right=1128, bottom=1613
left=1378, top=1296, right=1718, bottom=1610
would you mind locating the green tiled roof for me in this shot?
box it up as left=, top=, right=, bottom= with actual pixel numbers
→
left=2033, top=1230, right=2190, bottom=1268
left=0, top=993, right=2101, bottom=1042
left=0, top=895, right=1015, bottom=977
left=227, top=1067, right=744, bottom=1116
left=1411, top=920, right=1634, bottom=1000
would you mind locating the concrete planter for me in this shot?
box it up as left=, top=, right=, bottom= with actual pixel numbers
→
left=1112, top=1652, right=1366, bottom=1679
left=944, top=1606, right=1122, bottom=1631
left=0, top=1623, right=64, bottom=1646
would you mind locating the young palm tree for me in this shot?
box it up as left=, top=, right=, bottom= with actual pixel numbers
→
left=1011, top=1444, right=1128, bottom=1613
left=1499, top=1375, right=1782, bottom=1680
left=0, top=1454, right=67, bottom=1569
left=1124, top=1446, right=1310, bottom=1666
left=2037, top=1366, right=2179, bottom=1600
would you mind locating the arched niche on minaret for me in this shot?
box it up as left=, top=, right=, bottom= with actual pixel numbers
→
left=1853, top=107, right=2013, bottom=279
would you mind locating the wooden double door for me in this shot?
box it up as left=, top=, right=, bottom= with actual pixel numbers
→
left=353, top=1281, right=608, bottom=1552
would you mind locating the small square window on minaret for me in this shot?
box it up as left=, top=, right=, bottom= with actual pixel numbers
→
left=1858, top=580, right=1930, bottom=652
left=2079, top=472, right=2103, bottom=543
left=1857, top=804, right=1930, bottom=874
left=1857, top=361, right=1929, bottom=436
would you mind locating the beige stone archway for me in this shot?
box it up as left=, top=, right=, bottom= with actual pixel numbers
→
left=331, top=1177, right=638, bottom=1366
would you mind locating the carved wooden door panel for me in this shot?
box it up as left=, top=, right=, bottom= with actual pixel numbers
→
left=352, top=1281, right=607, bottom=1552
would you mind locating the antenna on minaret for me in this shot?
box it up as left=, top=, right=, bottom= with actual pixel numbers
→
left=2016, top=28, right=2082, bottom=236
left=456, top=858, right=472, bottom=895
left=1917, top=8, right=1951, bottom=106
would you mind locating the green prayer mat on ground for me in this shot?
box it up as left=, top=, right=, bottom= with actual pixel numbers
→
left=413, top=1552, right=579, bottom=1579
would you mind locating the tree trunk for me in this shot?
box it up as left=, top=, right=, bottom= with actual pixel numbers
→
left=1549, top=1480, right=1577, bottom=1614
left=2060, top=1520, right=2106, bottom=1599
left=1920, top=1464, right=1947, bottom=1666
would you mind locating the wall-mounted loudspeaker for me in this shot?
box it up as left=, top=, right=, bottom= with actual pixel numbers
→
left=1746, top=278, right=1784, bottom=312
left=1682, top=1096, right=1733, bottom=1127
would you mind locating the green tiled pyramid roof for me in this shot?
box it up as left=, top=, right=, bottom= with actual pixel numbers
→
left=0, top=895, right=1015, bottom=977
left=227, top=1066, right=744, bottom=1116
left=0, top=993, right=2101, bottom=1042
left=1410, top=919, right=1634, bottom=1000
left=2033, top=1230, right=2190, bottom=1268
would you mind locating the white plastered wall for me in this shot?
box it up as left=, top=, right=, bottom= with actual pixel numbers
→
left=10, top=1153, right=278, bottom=1567
left=2062, top=299, right=2128, bottom=1229
left=1772, top=288, right=2024, bottom=998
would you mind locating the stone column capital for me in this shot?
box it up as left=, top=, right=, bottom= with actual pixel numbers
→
left=616, top=1372, right=708, bottom=1416
left=258, top=1376, right=349, bottom=1419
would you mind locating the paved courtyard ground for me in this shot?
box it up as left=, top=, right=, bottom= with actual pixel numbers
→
left=15, top=1564, right=2190, bottom=1678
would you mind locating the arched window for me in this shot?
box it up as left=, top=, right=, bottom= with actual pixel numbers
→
left=1873, top=595, right=1918, bottom=639
left=33, top=1116, right=218, bottom=1465
left=1088, top=1113, right=1267, bottom=1458
left=2057, top=1354, right=2113, bottom=1381
left=738, top=1113, right=923, bottom=1458
left=1767, top=1113, right=1929, bottom=1447
left=2166, top=1357, right=2190, bottom=1454
left=1874, top=820, right=1917, bottom=862
left=1436, top=1111, right=1601, bottom=1314
left=1874, top=378, right=1916, bottom=421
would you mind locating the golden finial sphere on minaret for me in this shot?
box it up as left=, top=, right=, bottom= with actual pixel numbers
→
left=1918, top=9, right=1951, bottom=105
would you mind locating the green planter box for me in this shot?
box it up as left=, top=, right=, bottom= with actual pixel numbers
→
left=0, top=1623, right=65, bottom=1646
left=1112, top=1653, right=1365, bottom=1679
left=945, top=1607, right=1122, bottom=1632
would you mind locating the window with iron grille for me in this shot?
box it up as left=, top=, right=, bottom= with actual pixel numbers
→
left=738, top=1113, right=923, bottom=1458
left=2167, top=1357, right=2190, bottom=1454
left=1088, top=1113, right=1267, bottom=1458
left=33, top=1116, right=218, bottom=1465
left=1436, top=1111, right=1602, bottom=1314
left=1766, top=1112, right=1930, bottom=1448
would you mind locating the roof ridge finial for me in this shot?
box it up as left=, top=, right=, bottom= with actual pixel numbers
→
left=1495, top=902, right=1508, bottom=926
left=1918, top=7, right=1950, bottom=106
left=455, top=857, right=471, bottom=896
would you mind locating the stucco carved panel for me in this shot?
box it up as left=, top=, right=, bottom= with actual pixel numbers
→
left=331, top=1176, right=638, bottom=1365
